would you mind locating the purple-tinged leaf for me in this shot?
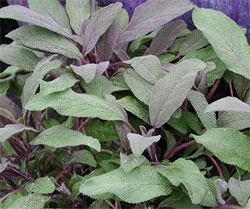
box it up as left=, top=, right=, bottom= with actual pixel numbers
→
left=117, top=0, right=194, bottom=43
left=214, top=179, right=228, bottom=205
left=161, top=63, right=174, bottom=72
left=120, top=153, right=147, bottom=173
left=148, top=21, right=187, bottom=56
left=150, top=59, right=206, bottom=128
left=115, top=121, right=130, bottom=151
left=233, top=74, right=250, bottom=100
left=82, top=2, right=122, bottom=56
left=0, top=5, right=74, bottom=40
left=114, top=48, right=130, bottom=61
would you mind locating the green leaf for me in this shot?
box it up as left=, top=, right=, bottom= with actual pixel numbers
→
left=191, top=128, right=250, bottom=172
left=31, top=125, right=101, bottom=151
left=28, top=0, right=71, bottom=33
left=80, top=166, right=172, bottom=203
left=127, top=133, right=161, bottom=157
left=89, top=200, right=110, bottom=209
left=9, top=194, right=50, bottom=209
left=118, top=96, right=150, bottom=124
left=82, top=3, right=122, bottom=56
left=157, top=158, right=216, bottom=206
left=68, top=150, right=97, bottom=167
left=233, top=74, right=250, bottom=99
left=124, top=68, right=153, bottom=105
left=0, top=45, right=40, bottom=72
left=0, top=5, right=74, bottom=40
left=125, top=55, right=164, bottom=84
left=25, top=89, right=125, bottom=121
left=7, top=25, right=83, bottom=59
left=66, top=0, right=90, bottom=35
left=39, top=73, right=78, bottom=96
left=22, top=55, right=62, bottom=107
left=193, top=8, right=250, bottom=79
left=25, top=177, right=55, bottom=194
left=149, top=59, right=206, bottom=128
left=183, top=111, right=202, bottom=134
left=228, top=177, right=250, bottom=206
left=120, top=153, right=147, bottom=173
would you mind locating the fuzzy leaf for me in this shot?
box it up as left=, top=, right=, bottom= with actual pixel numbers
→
left=158, top=158, right=215, bottom=206
left=120, top=153, right=147, bottom=173
left=191, top=128, right=250, bottom=172
left=193, top=8, right=250, bottom=79
left=31, top=125, right=101, bottom=151
left=0, top=45, right=40, bottom=72
left=0, top=5, right=74, bottom=40
left=127, top=133, right=161, bottom=157
left=214, top=179, right=228, bottom=205
left=7, top=25, right=83, bottom=59
left=150, top=59, right=206, bottom=128
left=187, top=90, right=217, bottom=129
left=68, top=150, right=97, bottom=167
left=117, top=0, right=194, bottom=43
left=80, top=166, right=172, bottom=203
left=25, top=89, right=125, bottom=121
left=82, top=3, right=122, bottom=56
left=228, top=177, right=250, bottom=206
left=25, top=177, right=55, bottom=194
left=148, top=21, right=187, bottom=56
left=125, top=55, right=164, bottom=84
left=233, top=74, right=250, bottom=99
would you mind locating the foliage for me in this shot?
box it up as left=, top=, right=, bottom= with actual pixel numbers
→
left=0, top=0, right=249, bottom=208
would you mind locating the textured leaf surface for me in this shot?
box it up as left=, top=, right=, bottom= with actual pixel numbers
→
left=68, top=150, right=97, bottom=167
left=192, top=128, right=250, bottom=172
left=31, top=125, right=101, bottom=151
left=187, top=90, right=217, bottom=129
left=0, top=45, right=40, bottom=72
left=82, top=3, right=122, bottom=56
left=117, top=0, right=194, bottom=43
left=80, top=166, right=172, bottom=203
left=65, top=0, right=90, bottom=35
left=205, top=97, right=250, bottom=114
left=7, top=25, right=83, bottom=59
left=25, top=89, right=125, bottom=121
left=127, top=133, right=161, bottom=157
left=125, top=55, right=164, bottom=84
left=22, top=56, right=62, bottom=107
left=214, top=179, right=228, bottom=205
left=157, top=158, right=214, bottom=205
left=228, top=177, right=250, bottom=206
left=193, top=8, right=250, bottom=79
left=25, top=177, right=55, bottom=194
left=0, top=5, right=74, bottom=40
left=150, top=59, right=206, bottom=128
left=120, top=153, right=146, bottom=173
left=233, top=74, right=250, bottom=99
left=148, top=20, right=187, bottom=56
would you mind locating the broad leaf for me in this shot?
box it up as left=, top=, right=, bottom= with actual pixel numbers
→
left=66, top=0, right=90, bottom=35
left=22, top=55, right=62, bottom=107
left=125, top=55, right=164, bottom=84
left=117, top=0, right=194, bottom=43
left=80, top=166, right=172, bottom=203
left=193, top=8, right=250, bottom=79
left=0, top=5, right=74, bottom=40
left=0, top=45, right=40, bottom=72
left=157, top=158, right=215, bottom=206
left=228, top=177, right=250, bottom=206
left=187, top=90, right=217, bottom=129
left=148, top=21, right=187, bottom=56
left=68, top=150, right=97, bottom=167
left=191, top=128, right=250, bottom=172
left=25, top=177, right=55, bottom=194
left=127, top=133, right=161, bottom=157
left=120, top=153, right=147, bottom=173
left=233, top=74, right=250, bottom=99
left=205, top=97, right=250, bottom=114
left=150, top=59, right=206, bottom=128
left=31, top=125, right=101, bottom=151
left=7, top=25, right=83, bottom=59
left=82, top=3, right=122, bottom=56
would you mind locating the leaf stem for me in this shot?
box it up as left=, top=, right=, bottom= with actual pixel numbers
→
left=95, top=200, right=104, bottom=209
left=105, top=200, right=116, bottom=209
left=77, top=117, right=93, bottom=131
left=229, top=82, right=234, bottom=97
left=143, top=48, right=149, bottom=56
left=107, top=62, right=129, bottom=71
left=206, top=79, right=221, bottom=101
left=0, top=113, right=20, bottom=124
left=203, top=152, right=224, bottom=179
left=124, top=121, right=138, bottom=134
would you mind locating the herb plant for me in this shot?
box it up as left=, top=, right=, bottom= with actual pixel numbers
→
left=0, top=0, right=249, bottom=208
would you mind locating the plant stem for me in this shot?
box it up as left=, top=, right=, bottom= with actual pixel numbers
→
left=212, top=204, right=243, bottom=209
left=80, top=58, right=89, bottom=65
left=95, top=200, right=104, bottom=209
left=107, top=62, right=129, bottom=71
left=0, top=113, right=20, bottom=124
left=1, top=185, right=25, bottom=202
left=206, top=79, right=221, bottom=101
left=229, top=82, right=234, bottom=97
left=124, top=121, right=138, bottom=134
left=105, top=200, right=116, bottom=209
left=150, top=162, right=168, bottom=166
left=143, top=48, right=149, bottom=56
left=77, top=117, right=93, bottom=131
left=203, top=152, right=224, bottom=179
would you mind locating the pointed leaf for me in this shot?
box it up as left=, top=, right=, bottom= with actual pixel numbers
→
left=117, top=0, right=194, bottom=43
left=149, top=21, right=187, bottom=56
left=80, top=166, right=172, bottom=203
left=25, top=89, right=125, bottom=121
left=193, top=8, right=250, bottom=79
left=31, top=125, right=101, bottom=151
left=25, top=177, right=55, bottom=194
left=127, top=133, right=161, bottom=157
left=82, top=3, right=122, bottom=56
left=120, top=153, right=147, bottom=173
left=7, top=25, right=83, bottom=59
left=150, top=59, right=206, bottom=128
left=191, top=128, right=250, bottom=172
left=233, top=74, right=250, bottom=99
left=68, top=150, right=97, bottom=167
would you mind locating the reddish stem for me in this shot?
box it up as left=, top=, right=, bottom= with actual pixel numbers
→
left=77, top=117, right=93, bottom=131
left=229, top=82, right=234, bottom=97
left=106, top=62, right=129, bottom=71
left=150, top=162, right=168, bottom=166
left=0, top=113, right=20, bottom=124
left=104, top=200, right=115, bottom=209
left=203, top=152, right=224, bottom=179
left=143, top=48, right=149, bottom=56
left=80, top=58, right=89, bottom=65
left=95, top=200, right=104, bottom=209
left=124, top=121, right=138, bottom=134
left=206, top=79, right=221, bottom=101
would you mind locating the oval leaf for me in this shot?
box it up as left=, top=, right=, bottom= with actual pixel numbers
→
left=26, top=177, right=55, bottom=194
